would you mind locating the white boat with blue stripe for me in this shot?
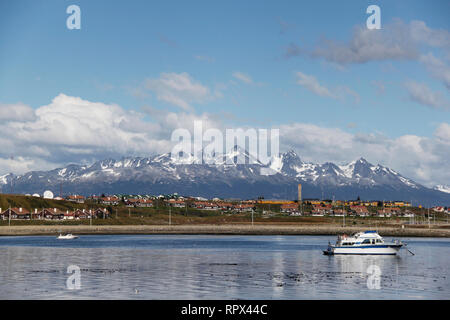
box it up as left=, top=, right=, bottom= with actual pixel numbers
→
left=323, top=230, right=403, bottom=255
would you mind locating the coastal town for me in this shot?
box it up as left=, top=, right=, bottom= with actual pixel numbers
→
left=0, top=190, right=448, bottom=222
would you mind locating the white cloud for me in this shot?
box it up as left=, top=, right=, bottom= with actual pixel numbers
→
left=404, top=81, right=450, bottom=111
left=0, top=94, right=228, bottom=175
left=0, top=94, right=448, bottom=188
left=232, top=72, right=253, bottom=84
left=0, top=103, right=36, bottom=121
left=420, top=53, right=450, bottom=90
left=0, top=94, right=172, bottom=173
left=0, top=157, right=53, bottom=176
left=296, top=72, right=335, bottom=98
left=279, top=122, right=450, bottom=187
left=409, top=20, right=450, bottom=49
left=310, top=20, right=418, bottom=64
left=435, top=122, right=450, bottom=144
left=297, top=20, right=449, bottom=65
left=295, top=71, right=360, bottom=103
left=284, top=42, right=302, bottom=58
left=143, top=72, right=214, bottom=111
left=195, top=55, right=215, bottom=63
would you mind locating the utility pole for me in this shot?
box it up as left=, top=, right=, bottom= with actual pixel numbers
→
left=343, top=203, right=345, bottom=227
left=251, top=209, right=254, bottom=226
left=169, top=206, right=171, bottom=225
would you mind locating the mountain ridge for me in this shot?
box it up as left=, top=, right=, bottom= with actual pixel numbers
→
left=1, top=149, right=449, bottom=206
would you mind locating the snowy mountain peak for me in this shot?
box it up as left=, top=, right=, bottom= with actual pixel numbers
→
left=356, top=157, right=369, bottom=164
left=0, top=173, right=14, bottom=185
left=434, top=185, right=450, bottom=194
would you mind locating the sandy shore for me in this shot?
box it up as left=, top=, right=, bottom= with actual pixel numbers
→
left=0, top=224, right=449, bottom=237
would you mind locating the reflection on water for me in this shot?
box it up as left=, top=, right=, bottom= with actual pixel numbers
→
left=0, top=235, right=448, bottom=299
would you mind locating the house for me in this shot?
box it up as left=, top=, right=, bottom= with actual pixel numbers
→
left=192, top=201, right=220, bottom=210
left=136, top=199, right=153, bottom=208
left=192, top=201, right=206, bottom=209
left=376, top=209, right=391, bottom=218
left=66, top=195, right=85, bottom=204
left=1, top=208, right=31, bottom=220
left=72, top=209, right=90, bottom=219
left=203, top=202, right=220, bottom=210
left=40, top=208, right=65, bottom=220
left=306, top=200, right=322, bottom=205
left=394, top=201, right=411, bottom=207
left=332, top=208, right=347, bottom=216
left=89, top=195, right=101, bottom=203
left=402, top=210, right=415, bottom=218
left=350, top=205, right=369, bottom=217
left=93, top=208, right=109, bottom=219
left=124, top=199, right=140, bottom=207
left=232, top=204, right=255, bottom=212
left=310, top=209, right=325, bottom=217
left=218, top=202, right=233, bottom=211
left=311, top=204, right=332, bottom=216
left=100, top=196, right=120, bottom=205
left=167, top=200, right=186, bottom=208
left=125, top=198, right=153, bottom=207
left=383, top=207, right=401, bottom=216
left=280, top=203, right=299, bottom=214
left=63, top=210, right=75, bottom=220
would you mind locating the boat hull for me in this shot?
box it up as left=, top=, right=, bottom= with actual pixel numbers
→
left=57, top=235, right=78, bottom=240
left=330, top=244, right=402, bottom=255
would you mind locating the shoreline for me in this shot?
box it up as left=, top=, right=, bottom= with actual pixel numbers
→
left=0, top=224, right=449, bottom=237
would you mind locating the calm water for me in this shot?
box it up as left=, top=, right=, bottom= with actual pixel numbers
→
left=0, top=235, right=448, bottom=299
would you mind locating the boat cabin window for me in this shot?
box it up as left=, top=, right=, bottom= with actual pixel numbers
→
left=362, top=239, right=371, bottom=244
left=376, top=239, right=383, bottom=243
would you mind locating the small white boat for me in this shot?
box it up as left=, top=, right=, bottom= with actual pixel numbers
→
left=323, top=230, right=403, bottom=255
left=57, top=233, right=79, bottom=240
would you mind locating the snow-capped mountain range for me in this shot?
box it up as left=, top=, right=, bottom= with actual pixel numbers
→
left=434, top=185, right=450, bottom=194
left=1, top=148, right=449, bottom=205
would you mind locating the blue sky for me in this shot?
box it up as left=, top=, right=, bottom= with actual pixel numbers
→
left=0, top=0, right=449, bottom=187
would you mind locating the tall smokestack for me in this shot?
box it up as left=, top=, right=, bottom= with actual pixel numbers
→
left=298, top=184, right=302, bottom=202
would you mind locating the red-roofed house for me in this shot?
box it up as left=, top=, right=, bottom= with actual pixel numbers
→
left=100, top=196, right=120, bottom=205
left=1, top=208, right=31, bottom=220
left=67, top=195, right=85, bottom=204
left=350, top=205, right=369, bottom=217
left=281, top=203, right=299, bottom=214
left=40, top=208, right=65, bottom=220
